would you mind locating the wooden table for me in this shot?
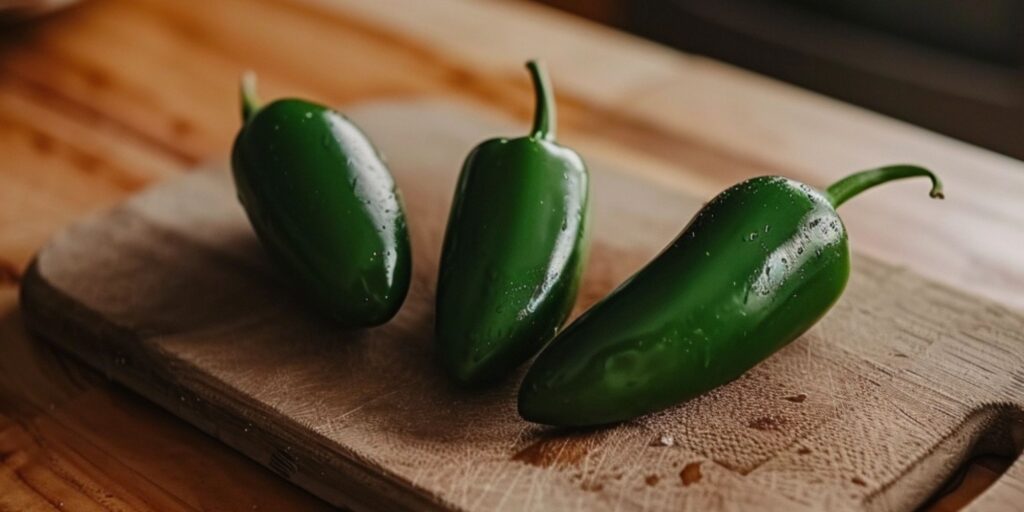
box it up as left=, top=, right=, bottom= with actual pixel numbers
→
left=1, top=0, right=1022, bottom=510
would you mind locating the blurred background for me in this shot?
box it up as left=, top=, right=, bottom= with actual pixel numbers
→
left=534, top=0, right=1024, bottom=160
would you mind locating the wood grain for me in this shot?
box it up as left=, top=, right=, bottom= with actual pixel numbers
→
left=20, top=100, right=1024, bottom=511
left=1, top=0, right=1023, bottom=509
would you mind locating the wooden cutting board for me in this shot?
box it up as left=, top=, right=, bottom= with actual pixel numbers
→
left=19, top=99, right=1024, bottom=511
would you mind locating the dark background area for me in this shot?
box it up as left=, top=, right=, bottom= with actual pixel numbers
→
left=534, top=0, right=1024, bottom=160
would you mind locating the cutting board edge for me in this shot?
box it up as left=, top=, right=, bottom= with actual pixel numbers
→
left=18, top=258, right=454, bottom=512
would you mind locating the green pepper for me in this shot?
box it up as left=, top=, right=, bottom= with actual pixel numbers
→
left=231, top=73, right=411, bottom=326
left=518, top=166, right=943, bottom=426
left=436, top=61, right=590, bottom=386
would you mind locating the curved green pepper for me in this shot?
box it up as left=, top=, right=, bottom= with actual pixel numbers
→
left=436, top=61, right=590, bottom=386
left=231, top=73, right=411, bottom=326
left=518, top=166, right=943, bottom=426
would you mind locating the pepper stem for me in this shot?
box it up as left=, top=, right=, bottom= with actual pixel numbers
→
left=825, top=165, right=944, bottom=208
left=240, top=71, right=262, bottom=123
left=526, top=60, right=556, bottom=141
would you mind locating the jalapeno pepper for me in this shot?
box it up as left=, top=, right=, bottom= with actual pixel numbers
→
left=436, top=61, right=590, bottom=386
left=231, top=73, right=411, bottom=326
left=518, top=166, right=943, bottom=426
